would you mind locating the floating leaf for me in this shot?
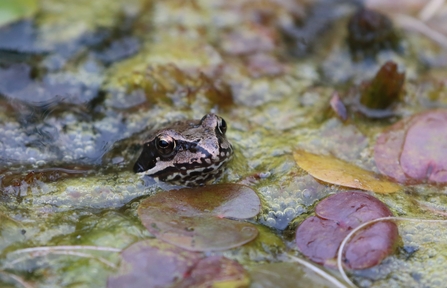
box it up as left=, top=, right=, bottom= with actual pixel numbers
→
left=147, top=216, right=258, bottom=252
left=138, top=184, right=260, bottom=251
left=316, top=190, right=394, bottom=225
left=293, top=149, right=400, bottom=193
left=107, top=239, right=202, bottom=288
left=374, top=118, right=409, bottom=183
left=176, top=256, right=250, bottom=288
left=0, top=0, right=38, bottom=28
left=375, top=110, right=447, bottom=184
left=296, top=191, right=399, bottom=269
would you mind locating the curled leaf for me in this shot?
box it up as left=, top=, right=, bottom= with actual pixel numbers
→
left=293, top=149, right=400, bottom=193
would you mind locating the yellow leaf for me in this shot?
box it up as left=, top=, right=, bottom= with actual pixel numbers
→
left=293, top=149, right=401, bottom=194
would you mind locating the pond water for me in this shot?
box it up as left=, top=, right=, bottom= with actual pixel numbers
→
left=2, top=0, right=447, bottom=287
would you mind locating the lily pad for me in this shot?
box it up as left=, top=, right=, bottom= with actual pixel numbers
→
left=138, top=184, right=260, bottom=251
left=293, top=149, right=400, bottom=193
left=176, top=256, right=250, bottom=288
left=374, top=110, right=447, bottom=184
left=107, top=239, right=202, bottom=288
left=295, top=191, right=399, bottom=269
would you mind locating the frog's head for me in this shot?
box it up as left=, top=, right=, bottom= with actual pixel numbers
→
left=133, top=114, right=233, bottom=186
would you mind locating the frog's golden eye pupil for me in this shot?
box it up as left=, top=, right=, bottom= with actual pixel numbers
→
left=155, top=136, right=175, bottom=155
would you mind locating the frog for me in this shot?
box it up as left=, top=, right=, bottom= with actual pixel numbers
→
left=133, top=113, right=233, bottom=186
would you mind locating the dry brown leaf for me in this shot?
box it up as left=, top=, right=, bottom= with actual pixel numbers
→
left=293, top=149, right=401, bottom=193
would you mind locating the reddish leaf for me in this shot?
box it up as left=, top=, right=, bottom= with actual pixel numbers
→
left=344, top=221, right=399, bottom=269
left=316, top=191, right=393, bottom=227
left=375, top=110, right=447, bottom=184
left=176, top=256, right=249, bottom=288
left=400, top=111, right=447, bottom=183
left=295, top=216, right=348, bottom=265
left=374, top=118, right=409, bottom=183
left=107, top=239, right=202, bottom=288
left=296, top=191, right=398, bottom=269
left=138, top=184, right=260, bottom=251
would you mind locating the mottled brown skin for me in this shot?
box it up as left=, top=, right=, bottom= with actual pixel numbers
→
left=133, top=114, right=233, bottom=186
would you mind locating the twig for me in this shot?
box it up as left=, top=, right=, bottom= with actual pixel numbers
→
left=49, top=251, right=117, bottom=269
left=10, top=245, right=122, bottom=255
left=395, top=13, right=447, bottom=48
left=7, top=250, right=117, bottom=269
left=419, top=0, right=445, bottom=21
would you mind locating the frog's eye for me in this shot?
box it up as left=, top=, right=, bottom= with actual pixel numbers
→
left=217, top=118, right=227, bottom=135
left=155, top=135, right=176, bottom=156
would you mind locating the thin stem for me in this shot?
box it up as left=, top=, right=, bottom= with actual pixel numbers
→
left=7, top=250, right=117, bottom=269
left=395, top=14, right=447, bottom=48
left=419, top=0, right=445, bottom=21
left=10, top=245, right=122, bottom=255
